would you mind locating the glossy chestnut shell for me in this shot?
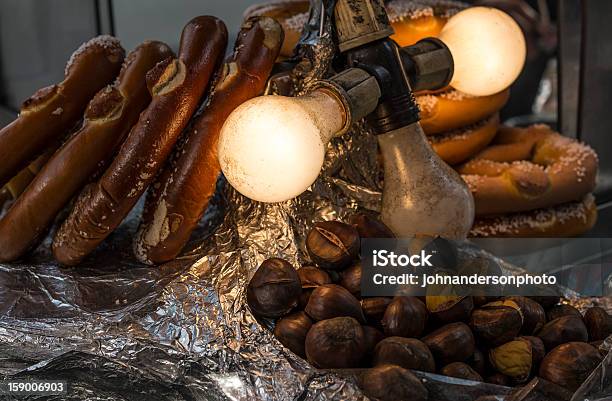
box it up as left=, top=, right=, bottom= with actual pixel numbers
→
left=358, top=364, right=428, bottom=401
left=273, top=311, right=312, bottom=358
left=381, top=296, right=428, bottom=337
left=372, top=337, right=435, bottom=372
left=506, top=296, right=546, bottom=335
left=440, top=362, right=483, bottom=382
left=306, top=221, right=360, bottom=270
left=339, top=261, right=362, bottom=297
left=537, top=315, right=588, bottom=351
left=304, top=316, right=365, bottom=369
left=422, top=322, right=476, bottom=366
left=247, top=258, right=301, bottom=318
left=584, top=306, right=611, bottom=341
left=305, top=284, right=365, bottom=323
left=470, top=301, right=523, bottom=347
left=539, top=342, right=602, bottom=391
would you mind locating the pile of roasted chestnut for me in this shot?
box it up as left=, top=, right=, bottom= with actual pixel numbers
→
left=246, top=214, right=611, bottom=401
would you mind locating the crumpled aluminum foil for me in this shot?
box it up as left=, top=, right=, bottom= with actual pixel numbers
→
left=1, top=4, right=610, bottom=401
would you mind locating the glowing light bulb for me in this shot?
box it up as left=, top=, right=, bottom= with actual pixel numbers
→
left=218, top=91, right=345, bottom=203
left=438, top=7, right=526, bottom=96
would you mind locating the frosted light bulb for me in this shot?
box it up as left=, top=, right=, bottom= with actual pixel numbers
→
left=438, top=7, right=526, bottom=96
left=218, top=91, right=345, bottom=203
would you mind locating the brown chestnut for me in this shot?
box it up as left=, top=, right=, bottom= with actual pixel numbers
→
left=489, top=338, right=533, bottom=382
left=584, top=306, right=611, bottom=341
left=528, top=296, right=560, bottom=310
left=339, top=261, right=361, bottom=297
left=361, top=297, right=392, bottom=325
left=422, top=322, right=475, bottom=365
left=547, top=304, right=582, bottom=322
left=506, top=296, right=546, bottom=335
left=305, top=284, right=365, bottom=323
left=273, top=311, right=312, bottom=358
left=358, top=364, right=428, bottom=401
left=470, top=301, right=523, bottom=347
left=440, top=362, right=483, bottom=382
left=381, top=296, right=428, bottom=337
left=349, top=213, right=395, bottom=238
left=297, top=266, right=331, bottom=288
left=304, top=317, right=365, bottom=368
left=519, top=336, right=545, bottom=367
left=247, top=258, right=301, bottom=318
left=467, top=348, right=487, bottom=376
left=537, top=315, right=588, bottom=351
left=486, top=372, right=512, bottom=386
left=306, top=221, right=359, bottom=270
left=427, top=296, right=473, bottom=324
left=362, top=325, right=385, bottom=362
left=373, top=337, right=435, bottom=372
left=539, top=342, right=602, bottom=391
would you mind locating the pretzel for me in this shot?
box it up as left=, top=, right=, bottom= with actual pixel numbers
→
left=0, top=36, right=124, bottom=188
left=470, top=194, right=597, bottom=237
left=135, top=17, right=283, bottom=264
left=244, top=0, right=308, bottom=58
left=417, top=88, right=509, bottom=135
left=429, top=113, right=499, bottom=165
left=0, top=41, right=173, bottom=262
left=459, top=124, right=598, bottom=216
left=52, top=17, right=228, bottom=266
left=386, top=0, right=466, bottom=46
left=4, top=146, right=58, bottom=199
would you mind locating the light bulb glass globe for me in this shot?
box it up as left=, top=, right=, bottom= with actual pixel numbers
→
left=218, top=92, right=344, bottom=203
left=439, top=7, right=526, bottom=97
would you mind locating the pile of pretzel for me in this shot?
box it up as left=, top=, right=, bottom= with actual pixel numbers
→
left=0, top=16, right=284, bottom=265
left=250, top=0, right=600, bottom=238
left=384, top=0, right=599, bottom=237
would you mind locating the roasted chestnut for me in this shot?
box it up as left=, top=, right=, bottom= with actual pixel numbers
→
left=485, top=373, right=512, bottom=386
left=381, top=296, right=428, bottom=337
left=528, top=296, right=560, bottom=310
left=467, top=348, right=487, bottom=376
left=422, top=322, right=475, bottom=365
left=427, top=296, right=473, bottom=324
left=339, top=261, right=361, bottom=297
left=247, top=258, right=301, bottom=318
left=362, top=325, right=385, bottom=362
left=506, top=296, right=546, bottom=335
left=440, top=362, right=483, bottom=382
left=273, top=311, right=312, bottom=358
left=470, top=301, right=523, bottom=347
left=372, top=337, right=435, bottom=372
left=539, top=342, right=602, bottom=391
left=519, top=336, right=545, bottom=367
left=304, top=317, right=365, bottom=369
left=489, top=338, right=533, bottom=382
left=358, top=364, right=428, bottom=401
left=584, top=306, right=611, bottom=341
left=306, top=221, right=359, bottom=270
left=350, top=213, right=395, bottom=238
left=297, top=266, right=331, bottom=288
left=362, top=297, right=392, bottom=325
left=537, top=315, right=588, bottom=351
left=305, top=284, right=365, bottom=323
left=547, top=304, right=582, bottom=322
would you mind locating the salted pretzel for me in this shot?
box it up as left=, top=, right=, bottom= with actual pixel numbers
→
left=243, top=0, right=309, bottom=58
left=0, top=36, right=124, bottom=188
left=52, top=17, right=228, bottom=266
left=386, top=0, right=466, bottom=47
left=0, top=41, right=173, bottom=262
left=417, top=88, right=509, bottom=135
left=429, top=113, right=499, bottom=165
left=459, top=124, right=598, bottom=216
left=135, top=17, right=283, bottom=265
left=470, top=194, right=597, bottom=237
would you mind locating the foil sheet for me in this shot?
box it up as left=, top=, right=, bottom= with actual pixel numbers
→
left=1, top=10, right=610, bottom=401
